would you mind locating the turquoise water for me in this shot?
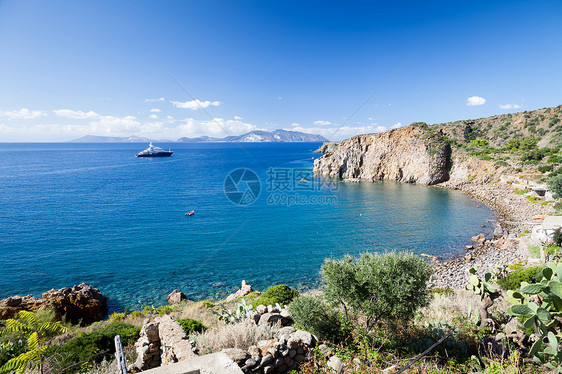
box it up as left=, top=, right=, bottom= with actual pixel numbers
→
left=0, top=143, right=495, bottom=311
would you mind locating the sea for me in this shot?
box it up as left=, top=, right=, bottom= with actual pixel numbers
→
left=0, top=142, right=495, bottom=312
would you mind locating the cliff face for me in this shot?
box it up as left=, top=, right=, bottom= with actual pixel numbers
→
left=313, top=125, right=451, bottom=185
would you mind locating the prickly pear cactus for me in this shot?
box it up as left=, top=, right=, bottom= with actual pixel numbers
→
left=507, top=262, right=562, bottom=371
left=465, top=266, right=500, bottom=329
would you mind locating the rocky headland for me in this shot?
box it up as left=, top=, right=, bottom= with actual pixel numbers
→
left=313, top=123, right=554, bottom=289
left=313, top=125, right=451, bottom=185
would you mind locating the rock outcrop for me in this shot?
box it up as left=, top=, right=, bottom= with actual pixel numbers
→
left=166, top=289, right=187, bottom=305
left=0, top=283, right=107, bottom=325
left=313, top=125, right=451, bottom=185
left=313, top=142, right=339, bottom=154
left=225, top=280, right=254, bottom=302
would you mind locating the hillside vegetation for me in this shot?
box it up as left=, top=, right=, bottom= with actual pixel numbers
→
left=434, top=105, right=562, bottom=148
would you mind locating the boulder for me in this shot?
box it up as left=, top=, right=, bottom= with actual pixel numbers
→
left=225, top=280, right=253, bottom=302
left=328, top=355, right=345, bottom=374
left=248, top=345, right=262, bottom=359
left=292, top=330, right=316, bottom=346
left=258, top=313, right=282, bottom=326
left=471, top=233, right=486, bottom=244
left=224, top=348, right=250, bottom=365
left=0, top=284, right=107, bottom=325
left=166, top=289, right=187, bottom=304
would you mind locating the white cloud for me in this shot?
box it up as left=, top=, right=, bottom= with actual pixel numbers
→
left=466, top=96, right=486, bottom=106
left=499, top=103, right=522, bottom=110
left=149, top=108, right=162, bottom=113
left=391, top=122, right=402, bottom=129
left=0, top=108, right=47, bottom=119
left=313, top=120, right=332, bottom=126
left=177, top=117, right=260, bottom=138
left=234, top=116, right=243, bottom=120
left=149, top=114, right=158, bottom=119
left=53, top=109, right=99, bottom=119
left=144, top=97, right=165, bottom=103
left=54, top=108, right=142, bottom=134
left=170, top=99, right=221, bottom=110
left=288, top=123, right=388, bottom=141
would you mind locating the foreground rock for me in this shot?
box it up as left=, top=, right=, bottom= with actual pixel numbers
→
left=313, top=125, right=451, bottom=185
left=0, top=283, right=107, bottom=325
left=227, top=328, right=318, bottom=374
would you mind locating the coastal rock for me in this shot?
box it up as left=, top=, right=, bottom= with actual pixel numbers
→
left=166, top=289, right=187, bottom=305
left=42, top=283, right=108, bottom=325
left=226, top=280, right=253, bottom=302
left=0, top=283, right=107, bottom=325
left=471, top=233, right=486, bottom=244
left=313, top=126, right=451, bottom=185
left=314, top=142, right=339, bottom=154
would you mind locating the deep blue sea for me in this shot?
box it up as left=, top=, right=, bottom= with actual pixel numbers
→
left=0, top=142, right=495, bottom=311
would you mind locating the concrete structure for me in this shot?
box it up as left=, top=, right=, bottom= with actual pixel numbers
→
left=531, top=216, right=562, bottom=244
left=139, top=352, right=243, bottom=374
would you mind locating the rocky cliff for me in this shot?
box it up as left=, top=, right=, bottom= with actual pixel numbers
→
left=313, top=125, right=451, bottom=185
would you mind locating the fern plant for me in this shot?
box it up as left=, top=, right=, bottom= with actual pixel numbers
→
left=0, top=310, right=69, bottom=374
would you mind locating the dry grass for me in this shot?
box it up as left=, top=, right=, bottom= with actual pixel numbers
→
left=419, top=289, right=509, bottom=326
left=177, top=301, right=219, bottom=329
left=194, top=321, right=277, bottom=354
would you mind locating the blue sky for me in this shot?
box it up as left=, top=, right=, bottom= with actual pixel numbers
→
left=0, top=0, right=561, bottom=141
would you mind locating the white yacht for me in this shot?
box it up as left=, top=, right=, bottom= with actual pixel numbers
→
left=136, top=143, right=173, bottom=157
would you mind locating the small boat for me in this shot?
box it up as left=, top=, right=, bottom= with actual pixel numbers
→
left=185, top=211, right=195, bottom=216
left=136, top=142, right=173, bottom=157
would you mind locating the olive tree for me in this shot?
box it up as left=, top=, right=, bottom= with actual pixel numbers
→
left=320, top=252, right=432, bottom=331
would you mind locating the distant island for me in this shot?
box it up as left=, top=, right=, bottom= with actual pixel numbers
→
left=70, top=129, right=327, bottom=143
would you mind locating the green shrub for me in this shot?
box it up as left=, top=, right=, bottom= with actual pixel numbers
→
left=538, top=165, right=554, bottom=173
left=288, top=295, right=350, bottom=343
left=321, top=252, right=431, bottom=329
left=497, top=266, right=545, bottom=291
left=548, top=155, right=561, bottom=164
left=176, top=318, right=206, bottom=335
left=47, top=322, right=140, bottom=371
left=520, top=136, right=538, bottom=150
left=108, top=312, right=126, bottom=321
left=545, top=244, right=561, bottom=256
left=250, top=285, right=299, bottom=308
left=520, top=149, right=545, bottom=162
left=548, top=174, right=562, bottom=198
left=468, top=138, right=489, bottom=148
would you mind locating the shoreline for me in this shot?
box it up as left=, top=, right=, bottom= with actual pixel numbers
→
left=428, top=178, right=552, bottom=289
